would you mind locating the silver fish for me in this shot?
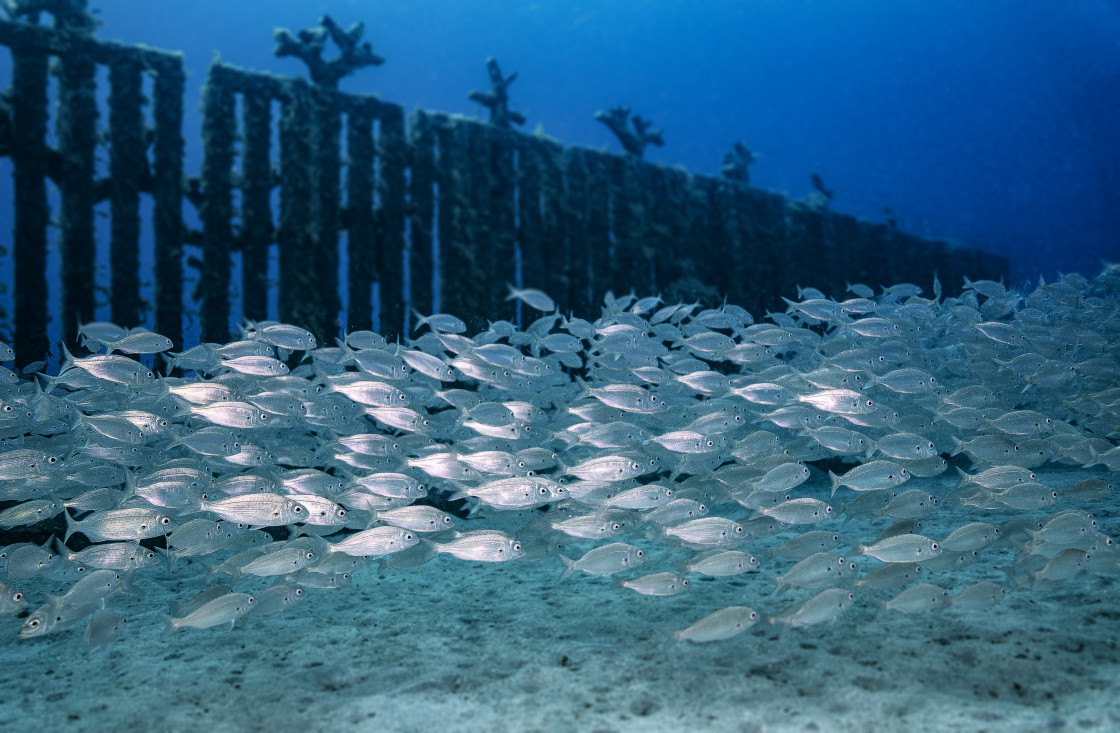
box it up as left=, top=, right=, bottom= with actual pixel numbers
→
left=672, top=606, right=758, bottom=644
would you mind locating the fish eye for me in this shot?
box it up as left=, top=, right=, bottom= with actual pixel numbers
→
left=931, top=542, right=939, bottom=550
left=305, top=551, right=314, bottom=559
left=636, top=550, right=644, bottom=557
left=405, top=533, right=414, bottom=541
left=27, top=618, right=40, bottom=628
left=443, top=516, right=451, bottom=524
left=160, top=516, right=171, bottom=525
left=292, top=505, right=303, bottom=513
left=512, top=542, right=522, bottom=552
left=12, top=592, right=22, bottom=601
left=735, top=525, right=743, bottom=533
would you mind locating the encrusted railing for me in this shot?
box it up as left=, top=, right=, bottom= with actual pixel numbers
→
left=0, top=11, right=1008, bottom=367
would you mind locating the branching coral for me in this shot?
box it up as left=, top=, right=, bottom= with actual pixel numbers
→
left=273, top=14, right=384, bottom=88
left=594, top=105, right=664, bottom=158
left=468, top=57, right=525, bottom=128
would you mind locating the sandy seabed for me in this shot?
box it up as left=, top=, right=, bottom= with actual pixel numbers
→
left=1, top=467, right=1118, bottom=733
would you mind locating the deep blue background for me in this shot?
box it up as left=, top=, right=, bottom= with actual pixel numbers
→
left=4, top=0, right=1120, bottom=289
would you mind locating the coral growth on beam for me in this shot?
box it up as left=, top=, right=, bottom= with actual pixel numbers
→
left=468, top=57, right=525, bottom=129
left=594, top=105, right=664, bottom=158
left=721, top=141, right=758, bottom=184
left=0, top=0, right=99, bottom=32
left=273, top=14, right=384, bottom=88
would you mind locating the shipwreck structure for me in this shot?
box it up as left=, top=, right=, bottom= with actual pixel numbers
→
left=0, top=9, right=1007, bottom=366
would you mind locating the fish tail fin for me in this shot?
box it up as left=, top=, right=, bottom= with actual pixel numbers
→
left=157, top=547, right=175, bottom=577
left=505, top=283, right=519, bottom=302
left=59, top=342, right=76, bottom=374
left=954, top=466, right=970, bottom=488
left=557, top=555, right=577, bottom=582
left=63, top=510, right=79, bottom=544
left=828, top=471, right=841, bottom=498
left=409, top=307, right=429, bottom=332
left=159, top=614, right=178, bottom=642
left=949, top=437, right=966, bottom=457
left=572, top=376, right=591, bottom=403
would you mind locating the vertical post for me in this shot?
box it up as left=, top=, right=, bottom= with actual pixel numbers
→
left=240, top=88, right=273, bottom=322
left=407, top=109, right=435, bottom=320
left=610, top=157, right=651, bottom=296
left=377, top=104, right=407, bottom=339
left=486, top=125, right=517, bottom=320
left=435, top=120, right=477, bottom=329
left=345, top=107, right=375, bottom=333
left=55, top=49, right=97, bottom=346
left=583, top=149, right=612, bottom=313
left=560, top=146, right=589, bottom=314
left=432, top=117, right=459, bottom=323
left=151, top=55, right=185, bottom=347
left=516, top=137, right=545, bottom=302
left=199, top=65, right=235, bottom=343
left=311, top=87, right=341, bottom=341
left=692, top=176, right=729, bottom=298
left=535, top=137, right=567, bottom=311
left=10, top=47, right=50, bottom=367
left=277, top=86, right=314, bottom=333
left=108, top=54, right=145, bottom=328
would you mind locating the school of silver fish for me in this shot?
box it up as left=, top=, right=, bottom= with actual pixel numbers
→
left=0, top=268, right=1118, bottom=650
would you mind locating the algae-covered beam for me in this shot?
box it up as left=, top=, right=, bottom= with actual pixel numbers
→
left=55, top=48, right=97, bottom=346
left=346, top=109, right=375, bottom=332
left=273, top=15, right=384, bottom=89
left=310, top=85, right=342, bottom=341
left=407, top=109, right=436, bottom=321
left=577, top=147, right=613, bottom=311
left=239, top=89, right=273, bottom=321
left=1, top=0, right=99, bottom=33
left=376, top=103, right=407, bottom=339
left=151, top=54, right=185, bottom=347
left=468, top=57, right=525, bottom=129
left=199, top=66, right=235, bottom=343
left=277, top=88, right=315, bottom=335
left=594, top=105, right=663, bottom=158
left=108, top=54, right=145, bottom=328
left=10, top=47, right=49, bottom=365
left=515, top=136, right=546, bottom=305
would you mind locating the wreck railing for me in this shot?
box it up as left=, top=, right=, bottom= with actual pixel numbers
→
left=0, top=17, right=1008, bottom=367
left=0, top=18, right=184, bottom=365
